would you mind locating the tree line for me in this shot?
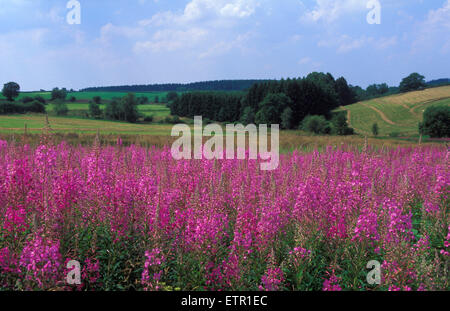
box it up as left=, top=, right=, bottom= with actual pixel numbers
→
left=169, top=73, right=356, bottom=132
left=80, top=80, right=269, bottom=93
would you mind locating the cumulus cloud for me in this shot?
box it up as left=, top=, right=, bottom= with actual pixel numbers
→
left=132, top=0, right=260, bottom=54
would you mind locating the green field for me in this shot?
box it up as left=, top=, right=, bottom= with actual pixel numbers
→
left=338, top=85, right=450, bottom=136
left=45, top=103, right=171, bottom=117
left=0, top=114, right=174, bottom=135
left=0, top=91, right=170, bottom=103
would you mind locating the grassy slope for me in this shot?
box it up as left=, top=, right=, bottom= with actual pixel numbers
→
left=339, top=85, right=450, bottom=136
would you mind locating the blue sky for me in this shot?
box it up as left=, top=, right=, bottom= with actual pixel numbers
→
left=1, top=0, right=449, bottom=91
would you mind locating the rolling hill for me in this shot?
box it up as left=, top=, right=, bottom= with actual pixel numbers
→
left=339, top=85, right=450, bottom=136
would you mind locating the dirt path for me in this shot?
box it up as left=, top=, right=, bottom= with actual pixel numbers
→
left=362, top=103, right=396, bottom=125
left=411, top=97, right=450, bottom=114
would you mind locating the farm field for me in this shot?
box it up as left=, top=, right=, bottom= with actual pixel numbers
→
left=339, top=85, right=450, bottom=136
left=0, top=141, right=448, bottom=291
left=45, top=103, right=171, bottom=118
left=0, top=91, right=170, bottom=103
left=0, top=114, right=174, bottom=135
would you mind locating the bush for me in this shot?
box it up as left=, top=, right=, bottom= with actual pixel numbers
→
left=34, top=96, right=46, bottom=105
left=301, top=115, right=331, bottom=135
left=162, top=115, right=181, bottom=124
left=419, top=106, right=450, bottom=138
left=89, top=102, right=103, bottom=119
left=70, top=96, right=77, bottom=102
left=331, top=113, right=354, bottom=136
left=53, top=100, right=69, bottom=116
left=143, top=115, right=154, bottom=123
left=25, top=101, right=46, bottom=113
left=372, top=123, right=379, bottom=136
left=22, top=96, right=34, bottom=104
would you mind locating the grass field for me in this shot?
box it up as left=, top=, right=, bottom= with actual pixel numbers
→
left=45, top=103, right=171, bottom=117
left=0, top=91, right=170, bottom=103
left=339, top=85, right=450, bottom=136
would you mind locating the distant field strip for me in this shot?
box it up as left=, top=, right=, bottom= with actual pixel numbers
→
left=0, top=115, right=174, bottom=135
left=340, top=86, right=450, bottom=136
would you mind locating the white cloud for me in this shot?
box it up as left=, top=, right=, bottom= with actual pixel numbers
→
left=134, top=28, right=208, bottom=53
left=131, top=0, right=260, bottom=54
left=412, top=0, right=450, bottom=54
left=318, top=34, right=397, bottom=53
left=302, top=0, right=367, bottom=23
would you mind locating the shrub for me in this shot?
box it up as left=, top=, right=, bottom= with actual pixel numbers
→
left=89, top=102, right=103, bottom=119
left=143, top=115, right=154, bottom=123
left=53, top=100, right=69, bottom=116
left=301, top=115, right=331, bottom=135
left=22, top=96, right=34, bottom=104
left=372, top=123, right=379, bottom=136
left=331, top=113, right=354, bottom=136
left=419, top=106, right=450, bottom=138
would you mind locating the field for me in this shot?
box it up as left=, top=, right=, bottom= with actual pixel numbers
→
left=0, top=141, right=448, bottom=291
left=339, top=85, right=450, bottom=136
left=44, top=103, right=171, bottom=118
left=0, top=91, right=170, bottom=103
left=0, top=88, right=449, bottom=292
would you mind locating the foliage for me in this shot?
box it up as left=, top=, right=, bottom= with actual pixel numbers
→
left=419, top=106, right=450, bottom=138
left=301, top=115, right=331, bottom=135
left=372, top=123, right=379, bottom=137
left=53, top=99, right=69, bottom=116
left=2, top=82, right=20, bottom=101
left=89, top=102, right=103, bottom=119
left=400, top=73, right=426, bottom=93
left=0, top=142, right=448, bottom=291
left=51, top=88, right=68, bottom=101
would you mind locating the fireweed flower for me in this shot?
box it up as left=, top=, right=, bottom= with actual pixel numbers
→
left=0, top=142, right=448, bottom=290
left=19, top=233, right=62, bottom=289
left=141, top=248, right=165, bottom=291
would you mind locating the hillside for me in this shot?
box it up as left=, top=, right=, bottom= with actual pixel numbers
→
left=339, top=85, right=450, bottom=136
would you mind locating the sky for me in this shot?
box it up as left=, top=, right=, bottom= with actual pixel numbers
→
left=0, top=0, right=449, bottom=91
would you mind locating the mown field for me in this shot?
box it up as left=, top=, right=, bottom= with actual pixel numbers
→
left=339, top=85, right=450, bottom=136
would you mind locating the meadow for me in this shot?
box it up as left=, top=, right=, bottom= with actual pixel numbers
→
left=0, top=139, right=448, bottom=291
left=339, top=85, right=450, bottom=136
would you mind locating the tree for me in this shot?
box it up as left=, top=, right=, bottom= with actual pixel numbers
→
left=372, top=123, right=379, bottom=136
left=93, top=96, right=102, bottom=105
left=419, top=106, right=450, bottom=138
left=166, top=91, right=179, bottom=103
left=120, top=93, right=140, bottom=123
left=2, top=82, right=20, bottom=101
left=281, top=107, right=293, bottom=129
left=105, top=100, right=121, bottom=120
left=89, top=102, right=102, bottom=119
left=255, top=93, right=291, bottom=125
left=51, top=87, right=68, bottom=100
left=399, top=73, right=426, bottom=93
left=240, top=106, right=255, bottom=125
left=155, top=96, right=159, bottom=103
left=301, top=115, right=331, bottom=135
left=335, top=77, right=357, bottom=106
left=25, top=101, right=46, bottom=113
left=331, top=113, right=354, bottom=135
left=53, top=99, right=68, bottom=116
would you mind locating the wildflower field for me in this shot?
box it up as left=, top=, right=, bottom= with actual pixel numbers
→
left=0, top=139, right=448, bottom=291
